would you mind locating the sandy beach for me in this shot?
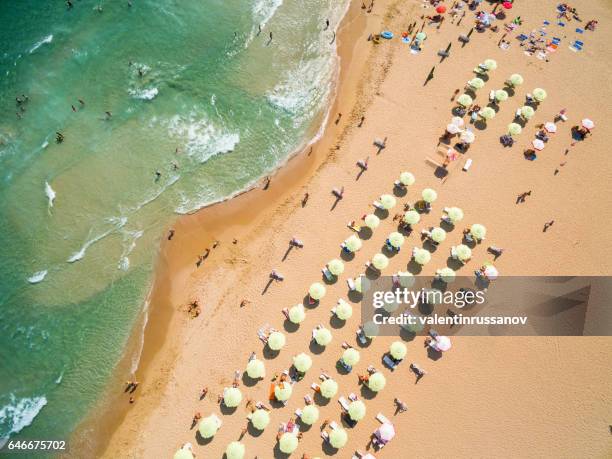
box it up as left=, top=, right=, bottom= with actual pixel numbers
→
left=92, top=0, right=612, bottom=457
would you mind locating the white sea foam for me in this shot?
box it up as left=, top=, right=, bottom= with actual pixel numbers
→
left=128, top=87, right=159, bottom=100
left=41, top=140, right=49, bottom=149
left=130, top=298, right=150, bottom=374
left=27, top=270, right=48, bottom=284
left=28, top=35, right=53, bottom=54
left=44, top=181, right=56, bottom=208
left=67, top=217, right=127, bottom=263
left=118, top=230, right=144, bottom=271
left=0, top=395, right=47, bottom=448
left=245, top=0, right=284, bottom=47
left=55, top=370, right=64, bottom=385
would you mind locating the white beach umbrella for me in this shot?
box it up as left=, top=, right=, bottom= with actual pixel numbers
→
left=225, top=442, right=245, bottom=459
left=451, top=116, right=465, bottom=127
left=377, top=423, right=396, bottom=442
left=434, top=336, right=452, bottom=351
left=388, top=232, right=405, bottom=248
left=267, top=331, right=286, bottom=351
left=309, top=282, right=326, bottom=300
left=380, top=194, right=396, bottom=210
left=364, top=214, right=380, bottom=229
left=293, top=353, right=313, bottom=373
left=399, top=171, right=416, bottom=186
left=389, top=341, right=407, bottom=360
left=372, top=253, right=389, bottom=270
left=484, top=264, right=499, bottom=280
left=403, top=210, right=420, bottom=225
left=246, top=359, right=265, bottom=379
left=288, top=304, right=306, bottom=324
left=345, top=234, right=362, bottom=252
left=446, top=123, right=461, bottom=134
left=532, top=139, right=545, bottom=151
left=279, top=433, right=299, bottom=454
left=328, top=259, right=345, bottom=276
left=582, top=118, right=594, bottom=130
left=314, top=327, right=333, bottom=346
left=320, top=378, right=338, bottom=398
left=342, top=348, right=360, bottom=366
left=544, top=121, right=557, bottom=133
left=422, top=188, right=437, bottom=203
left=335, top=299, right=353, bottom=320
left=460, top=130, right=475, bottom=144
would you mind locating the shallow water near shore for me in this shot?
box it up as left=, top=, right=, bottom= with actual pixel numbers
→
left=0, top=0, right=349, bottom=450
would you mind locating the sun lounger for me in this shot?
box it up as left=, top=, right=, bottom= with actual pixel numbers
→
left=304, top=394, right=313, bottom=405
left=322, top=267, right=334, bottom=282
left=356, top=329, right=368, bottom=346
left=329, top=421, right=339, bottom=430
left=347, top=278, right=356, bottom=291
left=295, top=408, right=302, bottom=418
left=311, top=383, right=320, bottom=391
left=489, top=90, right=495, bottom=102
left=338, top=397, right=350, bottom=411
left=321, top=431, right=329, bottom=441
left=372, top=201, right=384, bottom=210
left=462, top=158, right=472, bottom=172
left=383, top=354, right=399, bottom=370
left=393, top=180, right=405, bottom=188
left=376, top=413, right=391, bottom=424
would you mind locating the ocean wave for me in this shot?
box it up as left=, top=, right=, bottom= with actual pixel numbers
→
left=0, top=395, right=47, bottom=448
left=118, top=229, right=144, bottom=271
left=127, top=175, right=180, bottom=213
left=44, top=181, right=56, bottom=208
left=27, top=270, right=48, bottom=284
left=28, top=35, right=53, bottom=54
left=128, top=87, right=159, bottom=100
left=67, top=216, right=127, bottom=263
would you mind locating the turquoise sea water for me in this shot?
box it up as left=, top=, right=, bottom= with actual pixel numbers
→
left=0, top=0, right=348, bottom=450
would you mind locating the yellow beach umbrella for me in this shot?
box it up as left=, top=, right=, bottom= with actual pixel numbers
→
left=198, top=415, right=220, bottom=439
left=226, top=442, right=245, bottom=459
left=470, top=223, right=487, bottom=240
left=293, top=353, right=313, bottom=373
left=309, top=282, right=326, bottom=300
left=446, top=207, right=464, bottom=223
left=223, top=387, right=242, bottom=408
left=509, top=73, right=523, bottom=86
left=328, top=259, right=345, bottom=276
left=414, top=248, right=431, bottom=265
left=279, top=433, right=299, bottom=454
left=174, top=448, right=193, bottom=459
left=399, top=171, right=416, bottom=186
left=335, top=299, right=353, bottom=320
left=246, top=358, right=265, bottom=379
left=479, top=107, right=496, bottom=120
left=345, top=234, right=362, bottom=252
left=288, top=304, right=306, bottom=324
left=315, top=327, right=332, bottom=346
left=380, top=194, right=396, bottom=210
left=388, top=232, right=405, bottom=248
left=436, top=267, right=456, bottom=283
left=342, top=348, right=360, bottom=366
left=508, top=123, right=522, bottom=135
left=521, top=105, right=535, bottom=119
left=468, top=77, right=485, bottom=89
left=300, top=405, right=320, bottom=425
left=368, top=372, right=386, bottom=392
left=363, top=321, right=379, bottom=338
left=364, top=214, right=380, bottom=229
left=454, top=244, right=472, bottom=261
left=348, top=400, right=367, bottom=421
left=457, top=94, right=473, bottom=107
left=372, top=253, right=389, bottom=270
left=533, top=88, right=547, bottom=102
left=268, top=331, right=286, bottom=351
left=320, top=378, right=338, bottom=398
left=403, top=210, right=420, bottom=225
left=274, top=382, right=293, bottom=402
left=495, top=89, right=508, bottom=102
left=329, top=428, right=348, bottom=449
left=422, top=188, right=437, bottom=203
left=430, top=227, right=447, bottom=243
left=390, top=341, right=407, bottom=360
left=483, top=58, right=497, bottom=70
left=397, top=271, right=415, bottom=288
left=250, top=409, right=270, bottom=430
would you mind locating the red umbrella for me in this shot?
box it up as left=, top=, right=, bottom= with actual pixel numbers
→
left=502, top=1, right=513, bottom=9
left=436, top=4, right=447, bottom=14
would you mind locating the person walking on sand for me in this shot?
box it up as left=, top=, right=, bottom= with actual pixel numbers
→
left=357, top=157, right=369, bottom=170
left=302, top=192, right=309, bottom=207
left=335, top=113, right=342, bottom=124
left=543, top=220, right=555, bottom=232
left=394, top=398, right=408, bottom=413
left=332, top=187, right=344, bottom=199
left=358, top=115, right=365, bottom=127
left=488, top=246, right=504, bottom=260
left=516, top=190, right=531, bottom=204
left=168, top=229, right=175, bottom=240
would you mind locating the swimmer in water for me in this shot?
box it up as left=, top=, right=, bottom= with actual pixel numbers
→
left=155, top=171, right=161, bottom=182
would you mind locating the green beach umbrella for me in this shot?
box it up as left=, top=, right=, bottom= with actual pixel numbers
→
left=223, top=387, right=242, bottom=408
left=390, top=341, right=407, bottom=360
left=250, top=409, right=270, bottom=431
left=342, top=348, right=360, bottom=366
left=437, top=267, right=456, bottom=283
left=422, top=188, right=438, bottom=203
left=174, top=448, right=193, bottom=459
left=225, top=442, right=245, bottom=459
left=403, top=210, right=420, bottom=225
left=348, top=400, right=367, bottom=421
left=533, top=88, right=547, bottom=102
left=507, top=122, right=522, bottom=135
left=388, top=232, right=405, bottom=248
left=397, top=271, right=415, bottom=288
left=470, top=223, right=487, bottom=240
left=372, top=253, right=389, bottom=270
left=274, top=382, right=293, bottom=402
left=320, top=378, right=338, bottom=398
left=293, top=353, right=313, bottom=373
left=364, top=213, right=380, bottom=229
left=268, top=331, right=286, bottom=351
left=198, top=415, right=220, bottom=439
left=446, top=207, right=464, bottom=223
left=328, top=259, right=345, bottom=276
left=414, top=248, right=432, bottom=265
left=431, top=227, right=447, bottom=243
left=509, top=73, right=524, bottom=86
left=363, top=321, right=379, bottom=338
left=454, top=244, right=472, bottom=261
left=495, top=89, right=509, bottom=102
left=246, top=358, right=265, bottom=379
left=368, top=372, right=386, bottom=392
left=300, top=405, right=320, bottom=425
left=468, top=77, right=485, bottom=89
left=483, top=58, right=497, bottom=70
left=345, top=235, right=362, bottom=252
left=335, top=299, right=353, bottom=320
left=399, top=171, right=416, bottom=186
left=521, top=105, right=535, bottom=119
left=329, top=428, right=348, bottom=449
left=380, top=194, right=396, bottom=210
left=415, top=31, right=427, bottom=41
left=479, top=107, right=496, bottom=120
left=457, top=94, right=473, bottom=107
left=279, top=433, right=299, bottom=455
left=288, top=304, right=306, bottom=324
left=315, top=327, right=332, bottom=346
left=309, top=282, right=326, bottom=300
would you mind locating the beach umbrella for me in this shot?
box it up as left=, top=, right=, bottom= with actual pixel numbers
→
left=198, top=415, right=220, bottom=439
left=468, top=77, right=485, bottom=90
left=508, top=73, right=523, bottom=86
left=483, top=59, right=497, bottom=70
left=250, top=409, right=270, bottom=430
left=377, top=423, right=396, bottom=442
left=383, top=299, right=399, bottom=313
left=335, top=299, right=353, bottom=320
left=582, top=118, right=594, bottom=130
left=434, top=336, right=452, bottom=351
left=345, top=235, right=362, bottom=252
left=403, top=210, right=420, bottom=225
left=223, top=387, right=242, bottom=408
left=348, top=400, right=367, bottom=421
left=422, top=188, right=437, bottom=203
left=314, top=327, right=333, bottom=346
left=399, top=171, right=416, bottom=186
left=268, top=331, right=286, bottom=351
left=288, top=304, right=306, bottom=324
left=397, top=271, right=415, bottom=288
left=279, top=433, right=299, bottom=454
left=533, top=88, right=547, bottom=102
left=470, top=223, right=487, bottom=240
left=364, top=214, right=380, bottom=229
left=368, top=372, right=386, bottom=392
left=371, top=253, right=389, bottom=270
left=274, top=382, right=293, bottom=401
left=457, top=94, right=473, bottom=107
left=446, top=207, right=464, bottom=223
left=380, top=194, right=396, bottom=210
left=431, top=227, right=447, bottom=243
left=532, top=139, right=545, bottom=151
left=342, top=347, right=361, bottom=366
left=293, top=353, right=313, bottom=373
left=544, top=121, right=557, bottom=133
left=454, top=244, right=472, bottom=261
left=415, top=32, right=427, bottom=42
left=354, top=276, right=367, bottom=294
left=479, top=107, right=496, bottom=120
left=328, top=259, right=345, bottom=276
left=436, top=4, right=447, bottom=13
left=309, top=282, right=326, bottom=301
left=174, top=448, right=193, bottom=459
left=300, top=405, right=320, bottom=425
left=320, top=378, right=339, bottom=398
left=414, top=248, right=431, bottom=265
left=390, top=341, right=407, bottom=360
left=246, top=359, right=265, bottom=379
left=460, top=130, right=475, bottom=144
left=507, top=123, right=522, bottom=135
left=484, top=264, right=499, bottom=280
left=502, top=1, right=513, bottom=9
left=329, top=428, right=348, bottom=449
left=446, top=123, right=461, bottom=134
left=521, top=105, right=535, bottom=119
left=451, top=116, right=465, bottom=127
left=436, top=267, right=456, bottom=283
left=402, top=314, right=425, bottom=333
left=226, top=442, right=245, bottom=459
left=388, top=232, right=405, bottom=248
left=495, top=89, right=509, bottom=102
left=363, top=321, right=379, bottom=338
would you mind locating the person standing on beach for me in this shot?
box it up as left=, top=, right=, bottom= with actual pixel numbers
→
left=543, top=220, right=555, bottom=232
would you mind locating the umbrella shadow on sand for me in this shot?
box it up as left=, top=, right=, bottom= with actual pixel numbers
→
left=247, top=423, right=265, bottom=438
left=359, top=227, right=373, bottom=240
left=283, top=319, right=300, bottom=333
left=426, top=346, right=443, bottom=361
left=242, top=373, right=260, bottom=388
left=195, top=431, right=214, bottom=446
left=473, top=120, right=488, bottom=131
left=374, top=208, right=389, bottom=219
left=340, top=249, right=355, bottom=262
left=407, top=260, right=424, bottom=275
left=263, top=347, right=281, bottom=360
left=393, top=186, right=407, bottom=198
